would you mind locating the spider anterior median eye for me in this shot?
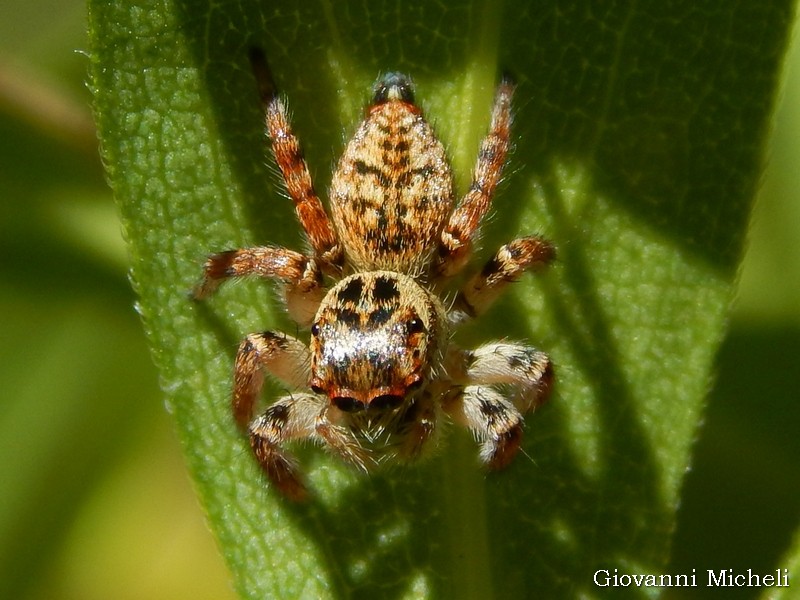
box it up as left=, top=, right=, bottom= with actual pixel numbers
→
left=310, top=323, right=320, bottom=336
left=371, top=394, right=404, bottom=409
left=332, top=396, right=364, bottom=412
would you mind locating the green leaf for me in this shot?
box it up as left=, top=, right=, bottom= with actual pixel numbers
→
left=88, top=0, right=794, bottom=597
left=764, top=525, right=800, bottom=600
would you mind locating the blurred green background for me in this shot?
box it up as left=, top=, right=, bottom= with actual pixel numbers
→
left=1, top=2, right=797, bottom=599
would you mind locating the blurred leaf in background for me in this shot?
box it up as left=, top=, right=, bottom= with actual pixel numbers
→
left=0, top=0, right=235, bottom=598
left=0, top=0, right=797, bottom=599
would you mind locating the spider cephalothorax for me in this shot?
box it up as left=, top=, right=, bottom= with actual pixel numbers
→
left=310, top=272, right=446, bottom=413
left=195, top=49, right=555, bottom=500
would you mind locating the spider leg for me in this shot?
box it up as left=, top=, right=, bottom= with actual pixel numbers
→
left=315, top=405, right=374, bottom=471
left=453, top=341, right=554, bottom=413
left=194, top=246, right=324, bottom=325
left=249, top=394, right=372, bottom=501
left=231, top=331, right=311, bottom=427
left=249, top=393, right=323, bottom=501
left=266, top=99, right=344, bottom=271
left=249, top=49, right=343, bottom=272
left=452, top=236, right=554, bottom=322
left=250, top=48, right=344, bottom=272
left=445, top=385, right=524, bottom=469
left=443, top=341, right=553, bottom=468
left=435, top=76, right=514, bottom=279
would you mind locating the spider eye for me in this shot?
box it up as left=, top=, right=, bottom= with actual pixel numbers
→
left=373, top=72, right=415, bottom=104
left=406, top=376, right=423, bottom=391
left=371, top=394, right=404, bottom=410
left=407, top=317, right=425, bottom=334
left=310, top=323, right=320, bottom=336
left=332, top=396, right=364, bottom=412
left=309, top=378, right=325, bottom=394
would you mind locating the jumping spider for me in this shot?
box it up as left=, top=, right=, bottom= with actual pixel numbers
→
left=195, top=50, right=555, bottom=501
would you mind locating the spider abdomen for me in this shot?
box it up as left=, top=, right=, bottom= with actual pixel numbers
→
left=330, top=75, right=453, bottom=273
